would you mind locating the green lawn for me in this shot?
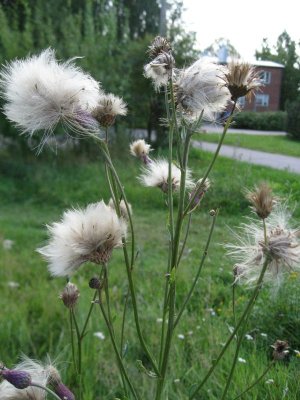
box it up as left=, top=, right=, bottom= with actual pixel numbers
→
left=1, top=147, right=300, bottom=399
left=195, top=133, right=300, bottom=157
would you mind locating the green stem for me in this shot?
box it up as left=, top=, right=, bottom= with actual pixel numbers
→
left=177, top=213, right=192, bottom=266
left=71, top=309, right=82, bottom=400
left=103, top=263, right=114, bottom=330
left=155, top=130, right=192, bottom=400
left=98, top=290, right=140, bottom=400
left=99, top=140, right=159, bottom=375
left=232, top=361, right=275, bottom=400
left=155, top=281, right=176, bottom=400
left=189, top=256, right=270, bottom=399
left=31, top=382, right=62, bottom=400
left=169, top=78, right=182, bottom=167
left=69, top=309, right=77, bottom=373
left=80, top=291, right=98, bottom=339
left=184, top=102, right=237, bottom=216
left=120, top=286, right=129, bottom=357
left=174, top=210, right=218, bottom=329
left=158, top=239, right=173, bottom=369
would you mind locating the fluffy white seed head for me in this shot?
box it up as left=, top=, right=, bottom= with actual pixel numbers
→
left=139, top=158, right=194, bottom=193
left=92, top=93, right=127, bottom=127
left=0, top=48, right=102, bottom=149
left=130, top=139, right=152, bottom=160
left=144, top=52, right=174, bottom=90
left=227, top=204, right=300, bottom=286
left=0, top=357, right=51, bottom=399
left=175, top=58, right=230, bottom=121
left=37, top=201, right=127, bottom=277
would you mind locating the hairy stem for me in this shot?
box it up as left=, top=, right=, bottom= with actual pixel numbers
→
left=174, top=210, right=218, bottom=329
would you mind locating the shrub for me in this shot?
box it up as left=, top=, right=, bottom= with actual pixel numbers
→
left=286, top=99, right=300, bottom=140
left=233, top=111, right=287, bottom=131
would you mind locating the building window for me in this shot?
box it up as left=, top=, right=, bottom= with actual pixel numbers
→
left=238, top=96, right=246, bottom=107
left=255, top=94, right=269, bottom=107
left=259, top=70, right=271, bottom=84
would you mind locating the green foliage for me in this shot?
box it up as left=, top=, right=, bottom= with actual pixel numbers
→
left=1, top=148, right=300, bottom=398
left=255, top=31, right=300, bottom=109
left=286, top=98, right=300, bottom=140
left=233, top=111, right=287, bottom=131
left=0, top=0, right=198, bottom=151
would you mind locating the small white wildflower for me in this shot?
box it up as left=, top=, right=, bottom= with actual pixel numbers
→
left=175, top=58, right=230, bottom=121
left=260, top=333, right=268, bottom=338
left=227, top=204, right=300, bottom=286
left=177, top=334, right=185, bottom=340
left=238, top=357, right=246, bottom=363
left=245, top=334, right=254, bottom=341
left=173, top=378, right=180, bottom=384
left=7, top=281, right=20, bottom=289
left=3, top=239, right=14, bottom=250
left=37, top=201, right=127, bottom=277
left=139, top=158, right=194, bottom=193
left=265, top=379, right=274, bottom=385
left=93, top=331, right=105, bottom=340
left=92, top=93, right=127, bottom=127
left=207, top=308, right=216, bottom=316
left=0, top=49, right=102, bottom=151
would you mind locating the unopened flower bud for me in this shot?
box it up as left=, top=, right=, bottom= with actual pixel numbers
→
left=1, top=368, right=32, bottom=389
left=60, top=282, right=80, bottom=309
left=209, top=209, right=216, bottom=217
left=189, top=178, right=210, bottom=208
left=244, top=183, right=275, bottom=219
left=54, top=382, right=75, bottom=400
left=271, top=340, right=289, bottom=361
left=148, top=36, right=172, bottom=59
left=89, top=277, right=102, bottom=290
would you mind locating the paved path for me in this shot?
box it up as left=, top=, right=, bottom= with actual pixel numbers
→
left=193, top=141, right=300, bottom=174
left=201, top=123, right=286, bottom=136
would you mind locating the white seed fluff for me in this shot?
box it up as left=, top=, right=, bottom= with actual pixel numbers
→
left=0, top=48, right=102, bottom=142
left=175, top=58, right=230, bottom=121
left=139, top=158, right=194, bottom=192
left=227, top=205, right=300, bottom=286
left=37, top=201, right=127, bottom=277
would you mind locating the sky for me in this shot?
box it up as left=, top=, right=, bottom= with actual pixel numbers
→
left=182, top=0, right=299, bottom=60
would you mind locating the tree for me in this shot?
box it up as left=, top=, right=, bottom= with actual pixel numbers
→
left=255, top=31, right=300, bottom=109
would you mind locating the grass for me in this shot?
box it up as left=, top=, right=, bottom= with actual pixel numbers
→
left=195, top=133, right=300, bottom=158
left=1, top=145, right=300, bottom=399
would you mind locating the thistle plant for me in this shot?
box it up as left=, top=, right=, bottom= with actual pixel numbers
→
left=1, top=38, right=299, bottom=400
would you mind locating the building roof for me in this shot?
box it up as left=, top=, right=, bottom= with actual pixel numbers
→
left=246, top=60, right=284, bottom=68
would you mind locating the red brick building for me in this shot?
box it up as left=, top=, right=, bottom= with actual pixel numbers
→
left=239, top=60, right=284, bottom=112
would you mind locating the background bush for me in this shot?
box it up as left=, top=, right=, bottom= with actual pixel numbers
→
left=286, top=99, right=300, bottom=140
left=233, top=111, right=287, bottom=131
